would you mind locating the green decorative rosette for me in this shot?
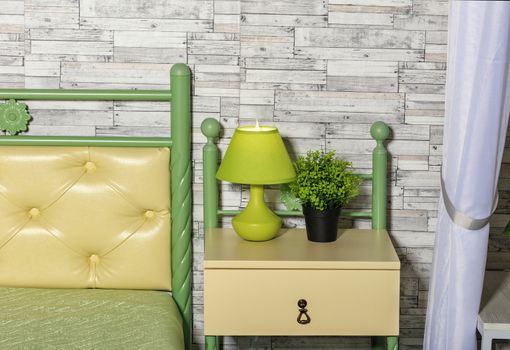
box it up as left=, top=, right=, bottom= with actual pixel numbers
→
left=0, top=99, right=31, bottom=135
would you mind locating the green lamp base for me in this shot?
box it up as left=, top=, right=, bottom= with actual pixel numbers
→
left=232, top=184, right=281, bottom=241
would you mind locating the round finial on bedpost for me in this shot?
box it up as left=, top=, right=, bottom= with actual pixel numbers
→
left=370, top=121, right=390, bottom=142
left=170, top=63, right=191, bottom=76
left=201, top=118, right=220, bottom=139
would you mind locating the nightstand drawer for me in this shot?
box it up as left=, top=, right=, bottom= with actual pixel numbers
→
left=204, top=268, right=399, bottom=336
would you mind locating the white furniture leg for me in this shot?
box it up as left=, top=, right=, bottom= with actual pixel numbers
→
left=480, top=330, right=493, bottom=350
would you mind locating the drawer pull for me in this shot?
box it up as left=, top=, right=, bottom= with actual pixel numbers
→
left=297, top=299, right=311, bottom=325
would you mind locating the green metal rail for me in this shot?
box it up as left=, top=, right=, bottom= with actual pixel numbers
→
left=0, top=63, right=193, bottom=350
left=201, top=118, right=395, bottom=350
left=0, top=136, right=172, bottom=148
left=217, top=209, right=373, bottom=218
left=0, top=89, right=172, bottom=101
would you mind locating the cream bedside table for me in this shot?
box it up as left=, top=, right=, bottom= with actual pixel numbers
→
left=478, top=271, right=510, bottom=350
left=200, top=119, right=400, bottom=350
left=204, top=228, right=400, bottom=336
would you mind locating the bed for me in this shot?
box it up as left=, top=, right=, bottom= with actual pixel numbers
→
left=0, top=63, right=192, bottom=350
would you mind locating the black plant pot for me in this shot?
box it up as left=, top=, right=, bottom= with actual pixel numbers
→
left=302, top=206, right=341, bottom=242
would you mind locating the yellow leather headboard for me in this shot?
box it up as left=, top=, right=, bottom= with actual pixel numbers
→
left=0, top=146, right=171, bottom=291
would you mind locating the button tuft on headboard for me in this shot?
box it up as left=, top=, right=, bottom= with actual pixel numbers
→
left=29, top=208, right=40, bottom=218
left=89, top=254, right=100, bottom=264
left=84, top=161, right=97, bottom=173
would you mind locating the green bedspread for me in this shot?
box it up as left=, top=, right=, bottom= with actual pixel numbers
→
left=0, top=287, right=184, bottom=349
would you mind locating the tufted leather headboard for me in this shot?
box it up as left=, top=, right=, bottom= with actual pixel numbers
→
left=0, top=146, right=171, bottom=291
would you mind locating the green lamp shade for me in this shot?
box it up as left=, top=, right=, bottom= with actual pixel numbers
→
left=216, top=125, right=296, bottom=241
left=216, top=125, right=296, bottom=185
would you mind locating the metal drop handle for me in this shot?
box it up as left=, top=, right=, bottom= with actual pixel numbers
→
left=297, top=299, right=311, bottom=325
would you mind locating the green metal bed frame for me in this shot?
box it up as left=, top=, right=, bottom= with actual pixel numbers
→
left=201, top=118, right=398, bottom=350
left=0, top=63, right=192, bottom=350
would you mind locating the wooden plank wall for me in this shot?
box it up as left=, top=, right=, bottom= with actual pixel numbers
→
left=1, top=0, right=509, bottom=349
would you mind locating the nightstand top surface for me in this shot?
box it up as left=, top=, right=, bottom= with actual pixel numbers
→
left=204, top=228, right=400, bottom=270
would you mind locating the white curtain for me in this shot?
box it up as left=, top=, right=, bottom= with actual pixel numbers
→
left=424, top=2, right=510, bottom=350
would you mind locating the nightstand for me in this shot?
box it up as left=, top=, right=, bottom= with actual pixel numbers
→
left=201, top=118, right=399, bottom=349
left=478, top=271, right=510, bottom=350
left=204, top=228, right=400, bottom=336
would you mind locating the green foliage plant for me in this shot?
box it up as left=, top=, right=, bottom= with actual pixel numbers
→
left=288, top=150, right=361, bottom=212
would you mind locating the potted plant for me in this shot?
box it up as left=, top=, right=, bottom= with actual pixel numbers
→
left=282, top=150, right=361, bottom=242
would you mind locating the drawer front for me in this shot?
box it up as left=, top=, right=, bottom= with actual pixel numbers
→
left=204, top=269, right=399, bottom=336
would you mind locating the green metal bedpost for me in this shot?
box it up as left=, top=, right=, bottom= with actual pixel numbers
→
left=369, top=121, right=398, bottom=350
left=201, top=118, right=220, bottom=230
left=370, top=121, right=389, bottom=231
left=169, top=63, right=193, bottom=350
left=201, top=118, right=221, bottom=350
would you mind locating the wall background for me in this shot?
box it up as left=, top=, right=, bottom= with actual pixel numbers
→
left=1, top=0, right=509, bottom=349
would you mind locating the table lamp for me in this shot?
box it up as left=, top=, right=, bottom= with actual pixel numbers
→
left=217, top=122, right=296, bottom=241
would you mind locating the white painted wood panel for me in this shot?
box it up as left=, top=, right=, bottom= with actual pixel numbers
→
left=296, top=28, right=425, bottom=49
left=394, top=15, right=448, bottom=31
left=240, top=89, right=274, bottom=105
left=243, top=57, right=326, bottom=70
left=214, top=14, right=240, bottom=33
left=330, top=0, right=411, bottom=6
left=189, top=40, right=240, bottom=56
left=25, top=5, right=79, bottom=29
left=0, top=15, right=24, bottom=33
left=114, top=47, right=186, bottom=64
left=0, top=41, right=24, bottom=56
left=25, top=0, right=77, bottom=6
left=413, top=0, right=448, bottom=16
left=397, top=170, right=440, bottom=187
left=328, top=60, right=397, bottom=77
left=296, top=47, right=424, bottom=61
left=241, top=14, right=328, bottom=27
left=114, top=31, right=186, bottom=48
left=1, top=1, right=24, bottom=15
left=240, top=25, right=294, bottom=37
left=61, top=62, right=170, bottom=85
left=30, top=41, right=113, bottom=56
left=80, top=17, right=212, bottom=32
left=398, top=156, right=429, bottom=171
left=327, top=139, right=430, bottom=156
left=276, top=91, right=403, bottom=113
left=80, top=0, right=213, bottom=20
left=274, top=110, right=403, bottom=124
left=327, top=60, right=398, bottom=92
left=241, top=36, right=294, bottom=58
left=245, top=69, right=326, bottom=84
left=242, top=0, right=327, bottom=16
left=214, top=1, right=240, bottom=14
left=25, top=125, right=96, bottom=136
left=29, top=28, right=113, bottom=41
left=426, top=31, right=447, bottom=44
left=329, top=12, right=394, bottom=27
left=25, top=76, right=60, bottom=88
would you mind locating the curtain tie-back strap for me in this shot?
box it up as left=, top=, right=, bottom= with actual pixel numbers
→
left=440, top=169, right=498, bottom=231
